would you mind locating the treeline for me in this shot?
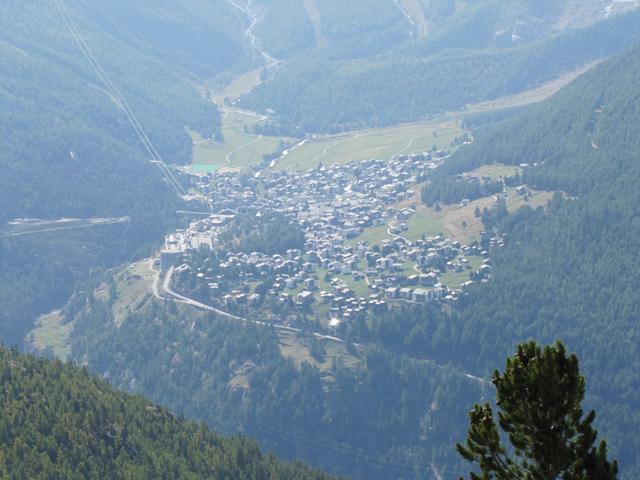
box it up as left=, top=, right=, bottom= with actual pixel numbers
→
left=421, top=176, right=503, bottom=206
left=0, top=345, right=336, bottom=479
left=219, top=211, right=306, bottom=255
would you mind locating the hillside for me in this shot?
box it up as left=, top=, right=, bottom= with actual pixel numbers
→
left=241, top=5, right=640, bottom=132
left=0, top=0, right=252, bottom=345
left=449, top=44, right=640, bottom=477
left=43, top=36, right=640, bottom=480
left=5, top=3, right=640, bottom=480
left=358, top=44, right=640, bottom=478
left=0, top=345, right=335, bottom=479
left=0, top=0, right=252, bottom=225
left=51, top=266, right=482, bottom=480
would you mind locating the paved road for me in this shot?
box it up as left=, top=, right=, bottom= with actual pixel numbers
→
left=150, top=260, right=345, bottom=343
left=149, top=259, right=485, bottom=382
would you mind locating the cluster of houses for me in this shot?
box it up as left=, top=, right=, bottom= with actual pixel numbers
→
left=164, top=151, right=493, bottom=326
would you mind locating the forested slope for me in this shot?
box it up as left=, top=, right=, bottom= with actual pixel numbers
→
left=0, top=0, right=250, bottom=224
left=242, top=8, right=640, bottom=132
left=449, top=45, right=640, bottom=477
left=0, top=345, right=336, bottom=479
left=67, top=292, right=481, bottom=480
left=0, top=0, right=250, bottom=345
left=363, top=44, right=640, bottom=478
left=78, top=0, right=252, bottom=79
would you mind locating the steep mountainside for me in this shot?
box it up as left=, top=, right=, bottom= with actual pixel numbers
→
left=0, top=345, right=335, bottom=479
left=0, top=0, right=251, bottom=344
left=241, top=4, right=640, bottom=132
left=60, top=281, right=481, bottom=480
left=57, top=39, right=640, bottom=480
left=358, top=44, right=640, bottom=478
left=445, top=45, right=640, bottom=477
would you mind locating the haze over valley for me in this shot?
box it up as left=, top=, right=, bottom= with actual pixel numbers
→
left=1, top=1, right=640, bottom=478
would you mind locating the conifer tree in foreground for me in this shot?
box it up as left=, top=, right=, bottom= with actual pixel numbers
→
left=457, top=341, right=618, bottom=479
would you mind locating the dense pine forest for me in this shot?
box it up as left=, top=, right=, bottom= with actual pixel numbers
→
left=0, top=0, right=253, bottom=345
left=0, top=345, right=336, bottom=479
left=69, top=304, right=479, bottom=479
left=243, top=5, right=640, bottom=132
left=355, top=44, right=640, bottom=477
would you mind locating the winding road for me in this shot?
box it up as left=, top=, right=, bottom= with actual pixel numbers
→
left=148, top=258, right=487, bottom=386
left=150, top=261, right=345, bottom=343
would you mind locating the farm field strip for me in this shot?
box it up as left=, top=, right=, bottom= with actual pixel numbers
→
left=276, top=121, right=463, bottom=171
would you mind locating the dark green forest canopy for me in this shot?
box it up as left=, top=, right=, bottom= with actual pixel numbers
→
left=0, top=345, right=337, bottom=479
left=69, top=305, right=481, bottom=480
left=0, top=0, right=253, bottom=224
left=379, top=44, right=640, bottom=477
left=0, top=1, right=253, bottom=347
left=242, top=10, right=640, bottom=133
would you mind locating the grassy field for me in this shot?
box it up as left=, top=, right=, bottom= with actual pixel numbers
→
left=214, top=65, right=265, bottom=102
left=464, top=164, right=520, bottom=181
left=191, top=63, right=293, bottom=173
left=439, top=255, right=484, bottom=289
left=336, top=274, right=370, bottom=298
left=345, top=223, right=390, bottom=247
left=403, top=209, right=446, bottom=241
left=345, top=181, right=556, bottom=248
left=440, top=198, right=494, bottom=244
left=192, top=60, right=597, bottom=174
left=194, top=68, right=465, bottom=174
left=277, top=330, right=361, bottom=374
left=274, top=120, right=463, bottom=171
left=190, top=110, right=290, bottom=173
left=28, top=310, right=73, bottom=360
left=505, top=187, right=555, bottom=211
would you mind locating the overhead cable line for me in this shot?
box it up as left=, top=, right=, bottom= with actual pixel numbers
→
left=53, top=0, right=187, bottom=198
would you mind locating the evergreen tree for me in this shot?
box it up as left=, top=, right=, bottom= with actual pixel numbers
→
left=457, top=341, right=618, bottom=479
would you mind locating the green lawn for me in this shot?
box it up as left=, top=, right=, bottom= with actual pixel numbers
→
left=336, top=274, right=369, bottom=298
left=345, top=206, right=445, bottom=247
left=213, top=64, right=265, bottom=102
left=400, top=261, right=418, bottom=277
left=314, top=268, right=333, bottom=292
left=193, top=104, right=466, bottom=174
left=191, top=109, right=290, bottom=172
left=403, top=209, right=445, bottom=241
left=440, top=255, right=484, bottom=289
left=29, top=310, right=72, bottom=360
left=440, top=269, right=471, bottom=289
left=467, top=255, right=484, bottom=271
left=505, top=186, right=555, bottom=212
left=465, top=163, right=520, bottom=181
left=275, top=120, right=464, bottom=171
left=345, top=223, right=391, bottom=247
